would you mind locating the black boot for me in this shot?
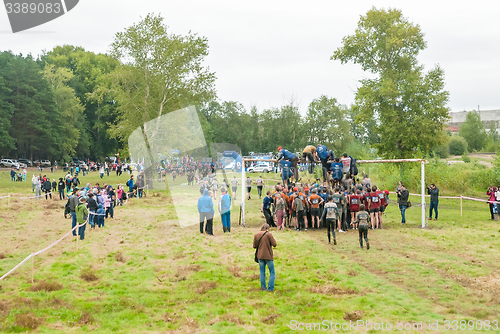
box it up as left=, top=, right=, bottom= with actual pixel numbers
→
left=223, top=226, right=227, bottom=233
left=227, top=226, right=231, bottom=233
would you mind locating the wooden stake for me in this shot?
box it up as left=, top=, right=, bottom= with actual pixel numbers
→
left=31, top=255, right=34, bottom=284
left=76, top=224, right=79, bottom=252
left=460, top=196, right=463, bottom=217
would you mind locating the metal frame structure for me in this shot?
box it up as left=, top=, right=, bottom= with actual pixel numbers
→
left=241, top=158, right=426, bottom=228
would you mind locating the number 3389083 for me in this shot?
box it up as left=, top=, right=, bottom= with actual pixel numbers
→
left=6, top=2, right=61, bottom=14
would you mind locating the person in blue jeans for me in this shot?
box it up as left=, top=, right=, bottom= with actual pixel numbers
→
left=427, top=184, right=439, bottom=220
left=253, top=223, right=277, bottom=292
left=397, top=184, right=409, bottom=225
left=219, top=188, right=231, bottom=233
left=10, top=168, right=16, bottom=181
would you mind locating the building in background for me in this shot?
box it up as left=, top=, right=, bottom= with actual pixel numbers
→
left=448, top=109, right=500, bottom=134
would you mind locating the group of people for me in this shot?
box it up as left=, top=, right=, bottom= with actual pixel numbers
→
left=10, top=168, right=27, bottom=182
left=64, top=181, right=129, bottom=240
left=277, top=145, right=357, bottom=187
left=197, top=186, right=232, bottom=235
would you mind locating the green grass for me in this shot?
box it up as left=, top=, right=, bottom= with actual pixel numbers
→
left=1, top=169, right=500, bottom=332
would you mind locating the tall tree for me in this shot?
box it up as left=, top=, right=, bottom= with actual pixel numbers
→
left=0, top=51, right=60, bottom=159
left=459, top=111, right=487, bottom=152
left=0, top=57, right=15, bottom=155
left=306, top=95, right=352, bottom=154
left=332, top=7, right=450, bottom=158
left=108, top=13, right=216, bottom=147
left=43, top=45, right=121, bottom=159
left=43, top=64, right=87, bottom=161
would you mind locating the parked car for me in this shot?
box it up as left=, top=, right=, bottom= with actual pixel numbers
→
left=0, top=159, right=19, bottom=169
left=18, top=158, right=32, bottom=167
left=247, top=163, right=271, bottom=173
left=13, top=160, right=27, bottom=169
left=40, top=160, right=51, bottom=167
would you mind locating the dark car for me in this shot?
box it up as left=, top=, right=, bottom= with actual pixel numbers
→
left=18, top=158, right=32, bottom=167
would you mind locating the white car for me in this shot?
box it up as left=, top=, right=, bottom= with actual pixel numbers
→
left=247, top=164, right=271, bottom=173
left=0, top=159, right=19, bottom=169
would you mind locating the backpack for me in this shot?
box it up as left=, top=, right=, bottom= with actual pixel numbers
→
left=350, top=156, right=358, bottom=176
left=73, top=178, right=78, bottom=185
left=66, top=178, right=71, bottom=186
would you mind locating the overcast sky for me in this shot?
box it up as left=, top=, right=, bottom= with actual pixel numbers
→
left=1, top=0, right=498, bottom=114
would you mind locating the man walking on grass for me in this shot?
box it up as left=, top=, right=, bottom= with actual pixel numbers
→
left=253, top=223, right=277, bottom=292
left=353, top=204, right=370, bottom=249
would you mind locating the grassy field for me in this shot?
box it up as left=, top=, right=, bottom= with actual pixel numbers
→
left=1, top=168, right=500, bottom=333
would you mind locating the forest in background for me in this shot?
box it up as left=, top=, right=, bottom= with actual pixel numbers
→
left=0, top=10, right=498, bottom=163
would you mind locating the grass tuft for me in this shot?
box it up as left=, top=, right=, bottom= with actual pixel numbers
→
left=262, top=314, right=280, bottom=324
left=78, top=312, right=96, bottom=325
left=310, top=284, right=357, bottom=295
left=14, top=313, right=42, bottom=329
left=29, top=280, right=63, bottom=292
left=344, top=310, right=364, bottom=321
left=195, top=282, right=217, bottom=294
left=80, top=266, right=99, bottom=282
left=115, top=252, right=126, bottom=263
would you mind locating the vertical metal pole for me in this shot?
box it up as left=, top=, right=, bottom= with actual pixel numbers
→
left=421, top=160, right=425, bottom=228
left=420, top=160, right=425, bottom=228
left=242, top=159, right=246, bottom=226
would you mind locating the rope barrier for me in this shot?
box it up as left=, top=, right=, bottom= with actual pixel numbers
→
left=0, top=210, right=106, bottom=282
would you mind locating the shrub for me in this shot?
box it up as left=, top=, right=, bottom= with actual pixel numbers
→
left=434, top=143, right=449, bottom=159
left=449, top=136, right=468, bottom=155
left=462, top=155, right=471, bottom=163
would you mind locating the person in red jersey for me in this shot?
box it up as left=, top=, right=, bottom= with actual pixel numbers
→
left=368, top=185, right=380, bottom=229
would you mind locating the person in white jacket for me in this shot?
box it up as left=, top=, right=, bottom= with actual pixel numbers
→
left=34, top=177, right=42, bottom=200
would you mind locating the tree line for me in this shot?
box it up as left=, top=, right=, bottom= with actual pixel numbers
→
left=1, top=8, right=460, bottom=162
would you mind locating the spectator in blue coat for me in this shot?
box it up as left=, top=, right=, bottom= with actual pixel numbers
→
left=198, top=189, right=214, bottom=235
left=219, top=188, right=232, bottom=233
left=126, top=175, right=134, bottom=192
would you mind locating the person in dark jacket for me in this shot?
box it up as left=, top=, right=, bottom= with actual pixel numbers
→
left=57, top=178, right=65, bottom=200
left=87, top=193, right=98, bottom=228
left=198, top=188, right=214, bottom=235
left=43, top=178, right=52, bottom=200
left=72, top=175, right=80, bottom=187
left=253, top=223, right=277, bottom=291
left=427, top=184, right=439, bottom=220
left=52, top=179, right=57, bottom=193
left=397, top=184, right=409, bottom=225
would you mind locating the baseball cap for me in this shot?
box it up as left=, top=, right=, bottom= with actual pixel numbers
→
left=293, top=187, right=298, bottom=192
left=384, top=190, right=389, bottom=195
left=278, top=146, right=282, bottom=151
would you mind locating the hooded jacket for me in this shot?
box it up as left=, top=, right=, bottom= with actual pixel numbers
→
left=197, top=189, right=214, bottom=214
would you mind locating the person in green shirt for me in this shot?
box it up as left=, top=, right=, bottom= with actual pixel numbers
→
left=75, top=196, right=89, bottom=240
